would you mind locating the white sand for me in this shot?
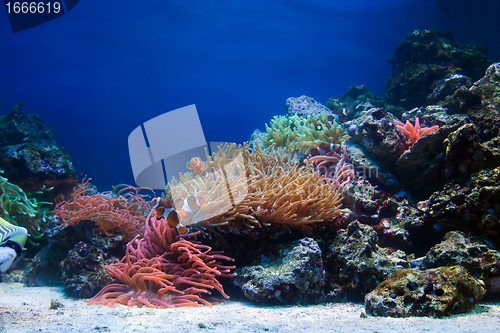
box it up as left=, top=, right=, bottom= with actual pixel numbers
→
left=0, top=283, right=499, bottom=332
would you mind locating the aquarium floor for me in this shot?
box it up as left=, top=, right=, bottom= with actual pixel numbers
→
left=0, top=283, right=499, bottom=332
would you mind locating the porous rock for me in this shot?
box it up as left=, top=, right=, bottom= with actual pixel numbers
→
left=285, top=95, right=332, bottom=117
left=0, top=103, right=77, bottom=197
left=347, top=108, right=406, bottom=166
left=365, top=265, right=485, bottom=317
left=61, top=237, right=123, bottom=298
left=325, top=221, right=408, bottom=300
left=384, top=29, right=493, bottom=109
left=444, top=123, right=500, bottom=179
left=26, top=218, right=125, bottom=297
left=444, top=62, right=500, bottom=140
left=395, top=120, right=465, bottom=198
left=423, top=231, right=500, bottom=294
left=232, top=237, right=325, bottom=304
left=419, top=166, right=500, bottom=244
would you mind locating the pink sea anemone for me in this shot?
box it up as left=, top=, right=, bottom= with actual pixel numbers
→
left=85, top=211, right=236, bottom=308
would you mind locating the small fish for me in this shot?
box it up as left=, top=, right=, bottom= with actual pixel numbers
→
left=174, top=195, right=206, bottom=228
left=186, top=157, right=206, bottom=175
left=151, top=197, right=188, bottom=234
left=187, top=157, right=213, bottom=181
left=332, top=108, right=350, bottom=123
left=310, top=142, right=340, bottom=157
left=0, top=217, right=27, bottom=273
left=0, top=217, right=27, bottom=250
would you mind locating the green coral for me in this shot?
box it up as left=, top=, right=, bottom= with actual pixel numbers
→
left=259, top=113, right=349, bottom=154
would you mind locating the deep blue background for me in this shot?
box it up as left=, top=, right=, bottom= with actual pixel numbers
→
left=0, top=0, right=498, bottom=190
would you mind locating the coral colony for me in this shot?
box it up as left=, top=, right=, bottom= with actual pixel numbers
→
left=2, top=29, right=500, bottom=317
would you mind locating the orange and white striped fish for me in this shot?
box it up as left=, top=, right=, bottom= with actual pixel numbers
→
left=151, top=197, right=188, bottom=234
left=186, top=157, right=213, bottom=181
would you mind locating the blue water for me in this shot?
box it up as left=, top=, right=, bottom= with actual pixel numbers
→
left=0, top=0, right=498, bottom=191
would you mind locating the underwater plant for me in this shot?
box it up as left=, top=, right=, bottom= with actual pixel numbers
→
left=85, top=211, right=236, bottom=308
left=53, top=178, right=154, bottom=242
left=259, top=113, right=349, bottom=154
left=394, top=117, right=439, bottom=150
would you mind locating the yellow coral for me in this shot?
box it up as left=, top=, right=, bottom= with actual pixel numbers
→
left=259, top=113, right=349, bottom=154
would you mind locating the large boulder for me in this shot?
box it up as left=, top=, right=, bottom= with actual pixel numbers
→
left=232, top=237, right=325, bottom=304
left=365, top=265, right=485, bottom=317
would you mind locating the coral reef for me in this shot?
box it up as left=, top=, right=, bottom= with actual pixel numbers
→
left=365, top=265, right=485, bottom=317
left=0, top=103, right=77, bottom=197
left=232, top=238, right=325, bottom=304
left=85, top=212, right=236, bottom=308
left=384, top=29, right=494, bottom=109
left=5, top=30, right=500, bottom=320
left=444, top=62, right=500, bottom=140
left=422, top=231, right=500, bottom=294
left=53, top=178, right=153, bottom=242
left=418, top=166, right=500, bottom=244
left=325, top=221, right=409, bottom=300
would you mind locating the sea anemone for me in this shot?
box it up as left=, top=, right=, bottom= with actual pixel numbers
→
left=85, top=211, right=236, bottom=308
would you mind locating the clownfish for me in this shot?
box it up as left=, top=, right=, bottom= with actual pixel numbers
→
left=151, top=197, right=188, bottom=234
left=187, top=157, right=213, bottom=181
left=310, top=142, right=341, bottom=157
left=173, top=195, right=205, bottom=223
left=331, top=108, right=350, bottom=123
left=151, top=195, right=206, bottom=235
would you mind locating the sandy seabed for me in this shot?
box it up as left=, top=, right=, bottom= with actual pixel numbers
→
left=0, top=283, right=499, bottom=333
